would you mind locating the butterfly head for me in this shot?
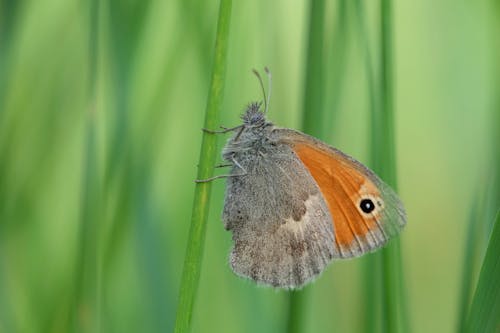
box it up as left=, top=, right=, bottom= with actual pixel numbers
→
left=241, top=102, right=266, bottom=128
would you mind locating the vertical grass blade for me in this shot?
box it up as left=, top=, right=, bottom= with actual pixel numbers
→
left=460, top=2, right=500, bottom=332
left=0, top=0, right=19, bottom=120
left=492, top=0, right=500, bottom=231
left=301, top=0, right=326, bottom=138
left=287, top=289, right=309, bottom=333
left=287, top=1, right=326, bottom=332
left=0, top=2, right=20, bottom=330
left=323, top=0, right=348, bottom=143
left=134, top=165, right=171, bottom=332
left=456, top=196, right=483, bottom=333
left=351, top=1, right=383, bottom=332
left=465, top=6, right=500, bottom=329
left=374, top=0, right=408, bottom=332
left=100, top=0, right=150, bottom=283
left=173, top=0, right=232, bottom=331
left=376, top=0, right=396, bottom=183
left=465, top=211, right=500, bottom=332
left=71, top=0, right=101, bottom=331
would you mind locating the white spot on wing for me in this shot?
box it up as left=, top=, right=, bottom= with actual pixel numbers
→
left=282, top=194, right=322, bottom=235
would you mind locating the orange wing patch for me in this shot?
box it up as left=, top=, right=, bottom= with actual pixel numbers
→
left=293, top=142, right=385, bottom=256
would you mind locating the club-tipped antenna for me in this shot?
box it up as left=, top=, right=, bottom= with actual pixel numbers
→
left=252, top=67, right=272, bottom=114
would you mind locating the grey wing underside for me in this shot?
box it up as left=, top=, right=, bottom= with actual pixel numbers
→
left=222, top=146, right=339, bottom=289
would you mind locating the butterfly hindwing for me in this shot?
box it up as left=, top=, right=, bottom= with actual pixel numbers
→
left=222, top=137, right=337, bottom=288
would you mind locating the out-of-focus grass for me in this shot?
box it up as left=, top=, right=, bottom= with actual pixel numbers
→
left=465, top=211, right=500, bottom=332
left=455, top=179, right=499, bottom=332
left=323, top=0, right=348, bottom=142
left=0, top=1, right=497, bottom=332
left=70, top=1, right=101, bottom=332
left=351, top=1, right=384, bottom=332
left=376, top=2, right=408, bottom=332
left=351, top=1, right=407, bottom=331
left=301, top=0, right=327, bottom=137
left=456, top=194, right=483, bottom=333
left=492, top=0, right=500, bottom=231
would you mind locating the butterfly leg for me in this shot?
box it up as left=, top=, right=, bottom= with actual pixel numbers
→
left=215, top=163, right=232, bottom=168
left=202, top=125, right=243, bottom=134
left=195, top=174, right=236, bottom=183
left=194, top=156, right=247, bottom=183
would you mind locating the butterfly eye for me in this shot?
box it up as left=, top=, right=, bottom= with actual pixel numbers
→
left=359, top=198, right=375, bottom=214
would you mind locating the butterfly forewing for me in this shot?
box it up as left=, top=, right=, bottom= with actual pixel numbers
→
left=277, top=128, right=407, bottom=258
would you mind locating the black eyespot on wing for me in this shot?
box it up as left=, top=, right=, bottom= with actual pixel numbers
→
left=360, top=198, right=375, bottom=214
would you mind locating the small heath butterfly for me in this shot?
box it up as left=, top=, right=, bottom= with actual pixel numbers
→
left=201, top=68, right=407, bottom=289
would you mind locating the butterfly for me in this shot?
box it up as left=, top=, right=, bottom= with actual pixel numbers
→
left=200, top=68, right=406, bottom=289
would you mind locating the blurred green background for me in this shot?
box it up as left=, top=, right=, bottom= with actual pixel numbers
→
left=0, top=0, right=498, bottom=332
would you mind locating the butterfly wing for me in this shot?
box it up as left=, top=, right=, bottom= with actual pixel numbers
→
left=277, top=128, right=407, bottom=258
left=223, top=141, right=337, bottom=289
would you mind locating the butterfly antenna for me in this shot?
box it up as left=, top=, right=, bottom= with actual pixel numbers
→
left=264, top=67, right=271, bottom=114
left=252, top=68, right=267, bottom=113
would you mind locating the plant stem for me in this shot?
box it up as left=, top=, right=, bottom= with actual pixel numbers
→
left=173, top=0, right=232, bottom=332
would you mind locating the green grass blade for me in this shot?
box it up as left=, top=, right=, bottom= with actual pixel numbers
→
left=465, top=210, right=500, bottom=332
left=492, top=0, right=500, bottom=233
left=287, top=1, right=326, bottom=332
left=464, top=5, right=500, bottom=331
left=71, top=0, right=101, bottom=331
left=73, top=110, right=101, bottom=332
left=352, top=0, right=377, bottom=136
left=99, top=0, right=153, bottom=281
left=0, top=1, right=19, bottom=120
left=353, top=1, right=407, bottom=331
left=351, top=1, right=383, bottom=331
left=381, top=239, right=405, bottom=332
left=134, top=166, right=171, bottom=332
left=173, top=0, right=232, bottom=331
left=455, top=182, right=499, bottom=333
left=374, top=0, right=407, bottom=332
left=0, top=2, right=20, bottom=330
left=301, top=0, right=326, bottom=138
left=323, top=0, right=348, bottom=143
left=376, top=0, right=396, bottom=183
left=459, top=3, right=500, bottom=333
left=456, top=197, right=482, bottom=332
left=287, top=289, right=309, bottom=333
